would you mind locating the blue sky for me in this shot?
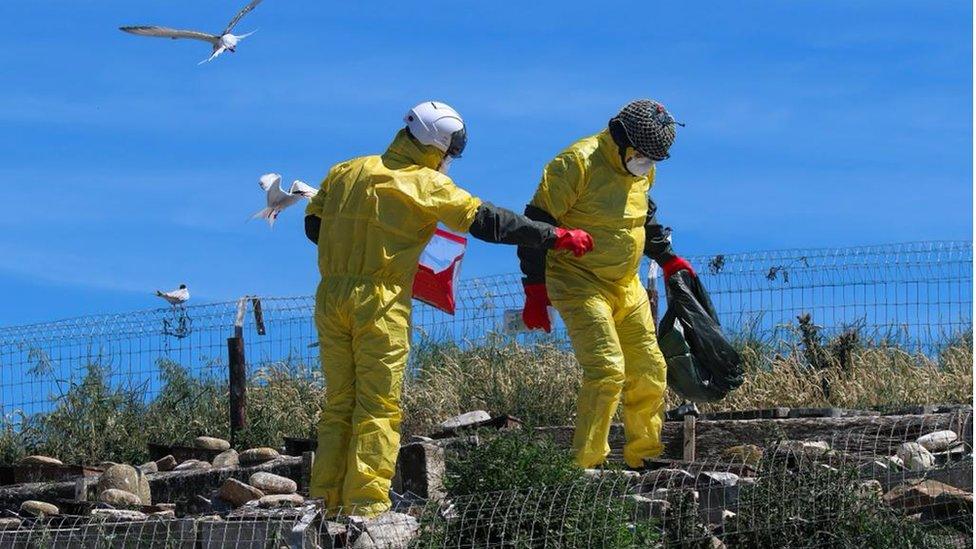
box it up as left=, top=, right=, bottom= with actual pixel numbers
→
left=0, top=1, right=971, bottom=326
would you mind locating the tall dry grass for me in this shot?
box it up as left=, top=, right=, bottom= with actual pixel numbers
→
left=400, top=334, right=973, bottom=436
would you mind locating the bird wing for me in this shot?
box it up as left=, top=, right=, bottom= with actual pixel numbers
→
left=259, top=173, right=281, bottom=192
left=223, top=0, right=264, bottom=35
left=289, top=180, right=319, bottom=198
left=198, top=46, right=226, bottom=65
left=120, top=26, right=219, bottom=44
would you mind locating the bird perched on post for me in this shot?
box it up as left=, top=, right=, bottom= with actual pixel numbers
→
left=252, top=173, right=318, bottom=227
left=120, top=0, right=264, bottom=64
left=156, top=284, right=190, bottom=306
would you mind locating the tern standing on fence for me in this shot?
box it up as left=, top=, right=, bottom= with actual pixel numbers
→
left=303, top=101, right=594, bottom=517
left=517, top=99, right=696, bottom=469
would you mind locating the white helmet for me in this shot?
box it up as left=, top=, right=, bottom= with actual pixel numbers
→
left=403, top=101, right=467, bottom=158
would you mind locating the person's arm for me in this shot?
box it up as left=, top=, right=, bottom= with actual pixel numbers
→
left=304, top=167, right=336, bottom=246
left=644, top=197, right=694, bottom=279
left=468, top=201, right=556, bottom=248
left=644, top=197, right=675, bottom=265
left=304, top=215, right=321, bottom=245
left=516, top=205, right=558, bottom=285
left=425, top=173, right=591, bottom=255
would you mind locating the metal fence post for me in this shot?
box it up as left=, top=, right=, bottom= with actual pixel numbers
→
left=228, top=298, right=250, bottom=447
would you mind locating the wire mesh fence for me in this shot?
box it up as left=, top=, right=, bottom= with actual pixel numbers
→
left=0, top=240, right=970, bottom=423
left=0, top=409, right=970, bottom=548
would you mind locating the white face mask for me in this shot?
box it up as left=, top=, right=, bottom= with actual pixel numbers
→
left=625, top=155, right=654, bottom=177
left=438, top=155, right=453, bottom=175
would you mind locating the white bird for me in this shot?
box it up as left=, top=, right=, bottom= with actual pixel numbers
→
left=252, top=173, right=318, bottom=227
left=156, top=284, right=190, bottom=306
left=120, top=0, right=264, bottom=64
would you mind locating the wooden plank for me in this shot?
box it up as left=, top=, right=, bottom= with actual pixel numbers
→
left=227, top=335, right=247, bottom=447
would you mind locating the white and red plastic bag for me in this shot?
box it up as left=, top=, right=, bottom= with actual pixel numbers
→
left=412, top=228, right=467, bottom=315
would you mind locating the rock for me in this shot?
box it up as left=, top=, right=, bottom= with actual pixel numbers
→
left=194, top=436, right=231, bottom=451
left=883, top=480, right=971, bottom=514
left=916, top=430, right=958, bottom=452
left=697, top=471, right=739, bottom=487
left=884, top=455, right=905, bottom=470
left=721, top=510, right=736, bottom=522
left=258, top=494, right=305, bottom=508
left=352, top=511, right=419, bottom=549
left=97, top=464, right=151, bottom=505
left=0, top=518, right=22, bottom=530
left=921, top=490, right=974, bottom=522
left=139, top=461, right=159, bottom=474
left=437, top=410, right=491, bottom=431
left=99, top=488, right=143, bottom=507
left=18, top=455, right=63, bottom=466
left=212, top=449, right=240, bottom=468
left=627, top=495, right=670, bottom=520
left=896, top=442, right=935, bottom=470
left=392, top=442, right=446, bottom=500
left=777, top=440, right=830, bottom=456
left=721, top=445, right=763, bottom=466
left=932, top=443, right=969, bottom=465
left=582, top=469, right=640, bottom=483
left=249, top=472, right=297, bottom=494
left=174, top=459, right=212, bottom=471
left=651, top=488, right=699, bottom=503
left=637, top=468, right=695, bottom=492
left=155, top=455, right=177, bottom=472
left=217, top=478, right=264, bottom=507
left=239, top=447, right=280, bottom=466
left=20, top=500, right=59, bottom=517
left=708, top=536, right=727, bottom=548
left=149, top=510, right=177, bottom=519
left=90, top=509, right=149, bottom=521
left=99, top=461, right=119, bottom=470
left=147, top=503, right=177, bottom=513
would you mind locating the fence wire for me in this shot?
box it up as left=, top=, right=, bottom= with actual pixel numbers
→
left=0, top=240, right=971, bottom=422
left=0, top=409, right=970, bottom=548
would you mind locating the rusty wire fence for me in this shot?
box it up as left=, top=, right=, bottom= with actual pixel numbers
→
left=0, top=240, right=971, bottom=423
left=0, top=409, right=971, bottom=548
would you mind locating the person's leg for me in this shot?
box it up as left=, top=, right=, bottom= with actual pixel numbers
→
left=553, top=293, right=626, bottom=468
left=616, top=279, right=668, bottom=468
left=309, top=281, right=356, bottom=513
left=342, top=283, right=412, bottom=517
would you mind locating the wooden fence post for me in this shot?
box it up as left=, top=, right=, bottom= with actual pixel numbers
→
left=227, top=332, right=247, bottom=447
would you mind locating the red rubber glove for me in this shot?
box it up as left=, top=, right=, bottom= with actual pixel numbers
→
left=522, top=283, right=552, bottom=333
left=662, top=256, right=695, bottom=280
left=553, top=228, right=594, bottom=257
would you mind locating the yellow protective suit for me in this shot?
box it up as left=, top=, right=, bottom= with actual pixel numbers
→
left=529, top=130, right=668, bottom=469
left=306, top=129, right=481, bottom=516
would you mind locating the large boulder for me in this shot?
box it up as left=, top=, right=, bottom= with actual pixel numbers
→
left=916, top=430, right=959, bottom=452
left=217, top=478, right=264, bottom=507
left=18, top=455, right=63, bottom=466
left=249, top=472, right=297, bottom=495
left=896, top=442, right=935, bottom=471
left=96, top=464, right=151, bottom=505
left=20, top=500, right=59, bottom=517
left=239, top=447, right=280, bottom=466
left=722, top=444, right=763, bottom=466
left=437, top=411, right=490, bottom=431
left=213, top=449, right=240, bottom=469
left=194, top=436, right=231, bottom=451
left=155, top=455, right=177, bottom=472
left=174, top=459, right=212, bottom=471
left=883, top=480, right=970, bottom=514
left=351, top=512, right=419, bottom=549
left=258, top=494, right=305, bottom=508
left=99, top=488, right=143, bottom=507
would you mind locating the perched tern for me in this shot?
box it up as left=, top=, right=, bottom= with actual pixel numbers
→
left=252, top=173, right=318, bottom=227
left=156, top=284, right=190, bottom=306
left=120, top=0, right=264, bottom=64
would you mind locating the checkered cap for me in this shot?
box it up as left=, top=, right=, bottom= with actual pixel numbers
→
left=615, top=99, right=678, bottom=161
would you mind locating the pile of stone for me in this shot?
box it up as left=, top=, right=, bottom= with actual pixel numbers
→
left=215, top=472, right=304, bottom=510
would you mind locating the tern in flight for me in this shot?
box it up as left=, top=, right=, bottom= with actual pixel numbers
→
left=120, top=0, right=264, bottom=64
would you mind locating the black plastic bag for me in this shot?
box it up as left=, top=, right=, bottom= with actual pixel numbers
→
left=657, top=270, right=744, bottom=402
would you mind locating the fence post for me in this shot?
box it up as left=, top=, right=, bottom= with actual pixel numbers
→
left=228, top=298, right=250, bottom=447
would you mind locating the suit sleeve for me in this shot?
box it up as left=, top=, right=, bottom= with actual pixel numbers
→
left=304, top=169, right=334, bottom=245
left=517, top=205, right=559, bottom=284
left=468, top=202, right=558, bottom=248
left=644, top=196, right=676, bottom=265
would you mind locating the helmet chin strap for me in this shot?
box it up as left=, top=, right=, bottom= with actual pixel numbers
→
left=608, top=118, right=635, bottom=170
